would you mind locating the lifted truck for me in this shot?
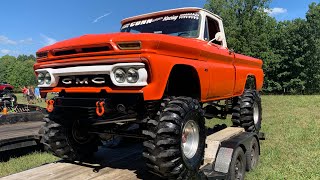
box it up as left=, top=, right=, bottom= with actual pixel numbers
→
left=34, top=7, right=263, bottom=179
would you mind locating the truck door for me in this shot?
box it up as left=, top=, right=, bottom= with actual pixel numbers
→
left=204, top=16, right=235, bottom=99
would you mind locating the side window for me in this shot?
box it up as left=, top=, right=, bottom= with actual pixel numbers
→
left=206, top=17, right=221, bottom=45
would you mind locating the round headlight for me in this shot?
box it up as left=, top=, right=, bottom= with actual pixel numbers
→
left=38, top=73, right=45, bottom=85
left=114, top=68, right=126, bottom=83
left=127, top=68, right=139, bottom=83
left=45, top=73, right=51, bottom=85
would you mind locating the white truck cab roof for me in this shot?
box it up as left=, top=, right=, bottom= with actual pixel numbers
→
left=121, top=7, right=228, bottom=49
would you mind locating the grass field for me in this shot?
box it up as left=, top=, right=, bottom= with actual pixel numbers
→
left=246, top=95, right=320, bottom=180
left=14, top=93, right=48, bottom=108
left=1, top=95, right=320, bottom=179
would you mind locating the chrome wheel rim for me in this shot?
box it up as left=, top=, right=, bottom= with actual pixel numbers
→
left=253, top=102, right=259, bottom=125
left=250, top=148, right=256, bottom=166
left=181, top=120, right=199, bottom=159
left=250, top=143, right=258, bottom=167
left=235, top=157, right=243, bottom=180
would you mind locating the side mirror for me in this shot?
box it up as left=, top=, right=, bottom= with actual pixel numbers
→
left=214, top=32, right=224, bottom=42
left=208, top=32, right=225, bottom=44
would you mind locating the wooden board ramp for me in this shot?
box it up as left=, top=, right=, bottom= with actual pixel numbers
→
left=0, top=121, right=44, bottom=152
left=1, top=143, right=162, bottom=180
left=1, top=127, right=245, bottom=180
left=203, top=127, right=244, bottom=166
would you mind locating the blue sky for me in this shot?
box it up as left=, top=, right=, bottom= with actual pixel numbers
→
left=0, top=0, right=318, bottom=56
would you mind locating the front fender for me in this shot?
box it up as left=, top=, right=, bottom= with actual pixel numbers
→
left=141, top=54, right=209, bottom=101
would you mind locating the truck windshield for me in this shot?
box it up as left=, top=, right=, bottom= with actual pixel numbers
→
left=121, top=12, right=200, bottom=38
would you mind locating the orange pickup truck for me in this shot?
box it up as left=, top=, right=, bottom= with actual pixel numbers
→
left=34, top=7, right=263, bottom=179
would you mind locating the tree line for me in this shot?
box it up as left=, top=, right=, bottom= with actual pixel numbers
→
left=0, top=55, right=37, bottom=92
left=1, top=1, right=320, bottom=94
left=205, top=0, right=320, bottom=94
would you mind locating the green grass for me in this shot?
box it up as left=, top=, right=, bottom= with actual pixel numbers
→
left=0, top=95, right=320, bottom=179
left=246, top=96, right=320, bottom=179
left=0, top=151, right=58, bottom=177
left=15, top=93, right=48, bottom=108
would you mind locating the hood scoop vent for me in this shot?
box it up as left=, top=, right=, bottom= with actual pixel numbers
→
left=53, top=45, right=112, bottom=57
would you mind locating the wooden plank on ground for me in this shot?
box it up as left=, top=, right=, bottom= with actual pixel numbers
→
left=1, top=143, right=162, bottom=180
left=0, top=121, right=44, bottom=151
left=1, top=127, right=245, bottom=180
left=0, top=121, right=44, bottom=141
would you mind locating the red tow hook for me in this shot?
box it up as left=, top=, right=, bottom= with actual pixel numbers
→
left=46, top=100, right=55, bottom=113
left=96, top=101, right=105, bottom=117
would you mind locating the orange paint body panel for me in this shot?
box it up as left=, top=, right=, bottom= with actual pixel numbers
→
left=34, top=32, right=263, bottom=102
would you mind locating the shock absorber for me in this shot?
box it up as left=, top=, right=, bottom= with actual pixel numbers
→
left=88, top=107, right=97, bottom=123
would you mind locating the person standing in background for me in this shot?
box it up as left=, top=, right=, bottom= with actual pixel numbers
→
left=21, top=86, right=28, bottom=98
left=27, top=86, right=35, bottom=104
left=26, top=86, right=31, bottom=104
left=34, top=86, right=41, bottom=102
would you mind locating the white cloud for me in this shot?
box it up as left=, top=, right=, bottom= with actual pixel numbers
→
left=264, top=7, right=288, bottom=16
left=93, top=12, right=112, bottom=23
left=40, top=34, right=57, bottom=46
left=0, top=49, right=19, bottom=55
left=0, top=35, right=17, bottom=45
left=19, top=38, right=33, bottom=44
left=0, top=36, right=33, bottom=45
left=0, top=49, right=11, bottom=54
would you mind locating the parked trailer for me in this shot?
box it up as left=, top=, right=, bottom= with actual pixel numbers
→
left=1, top=127, right=264, bottom=180
left=0, top=104, right=45, bottom=152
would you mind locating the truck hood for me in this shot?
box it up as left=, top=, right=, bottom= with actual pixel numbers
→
left=37, top=32, right=204, bottom=61
left=38, top=33, right=132, bottom=52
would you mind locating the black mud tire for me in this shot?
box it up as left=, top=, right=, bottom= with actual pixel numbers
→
left=3, top=88, right=12, bottom=95
left=142, top=97, right=206, bottom=179
left=1, top=93, right=17, bottom=105
left=9, top=94, right=17, bottom=105
left=232, top=90, right=262, bottom=132
left=43, top=116, right=101, bottom=161
left=245, top=137, right=259, bottom=171
left=229, top=147, right=246, bottom=180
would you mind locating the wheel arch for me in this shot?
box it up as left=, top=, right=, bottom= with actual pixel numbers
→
left=239, top=144, right=247, bottom=154
left=165, top=64, right=201, bottom=99
left=245, top=75, right=257, bottom=90
left=253, top=135, right=261, bottom=155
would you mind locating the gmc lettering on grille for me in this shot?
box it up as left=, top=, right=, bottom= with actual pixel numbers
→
left=61, top=77, right=106, bottom=85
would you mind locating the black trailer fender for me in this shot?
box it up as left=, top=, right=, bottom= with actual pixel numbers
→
left=200, top=128, right=264, bottom=180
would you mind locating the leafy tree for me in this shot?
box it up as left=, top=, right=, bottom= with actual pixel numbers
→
left=0, top=55, right=37, bottom=92
left=304, top=2, right=320, bottom=93
left=205, top=0, right=272, bottom=55
left=271, top=20, right=309, bottom=94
